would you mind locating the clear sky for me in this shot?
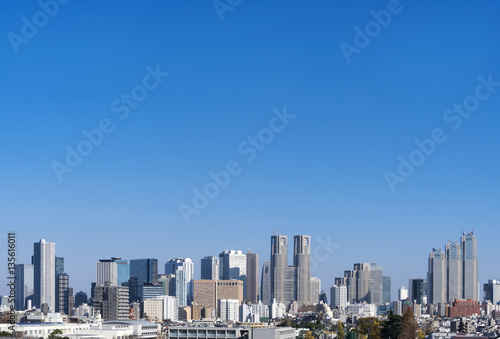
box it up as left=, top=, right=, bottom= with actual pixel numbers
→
left=1, top=1, right=500, bottom=301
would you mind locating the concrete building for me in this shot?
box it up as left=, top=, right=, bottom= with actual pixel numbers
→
left=55, top=273, right=72, bottom=314
left=310, top=277, right=320, bottom=304
left=192, top=279, right=244, bottom=315
left=271, top=234, right=288, bottom=305
left=94, top=282, right=130, bottom=321
left=294, top=235, right=311, bottom=306
left=141, top=283, right=164, bottom=300
left=201, top=256, right=219, bottom=280
left=484, top=279, right=500, bottom=304
left=428, top=248, right=447, bottom=305
left=461, top=231, right=478, bottom=301
left=219, top=299, right=239, bottom=322
left=219, top=250, right=247, bottom=298
left=330, top=284, right=348, bottom=308
left=398, top=286, right=408, bottom=301
left=270, top=298, right=286, bottom=319
left=335, top=262, right=385, bottom=305
left=14, top=264, right=34, bottom=311
left=261, top=261, right=271, bottom=305
left=448, top=299, right=480, bottom=317
left=96, top=259, right=118, bottom=286
left=33, top=239, right=56, bottom=310
left=142, top=296, right=164, bottom=321
left=166, top=258, right=193, bottom=306
left=167, top=326, right=294, bottom=339
left=246, top=250, right=259, bottom=303
left=383, top=276, right=391, bottom=304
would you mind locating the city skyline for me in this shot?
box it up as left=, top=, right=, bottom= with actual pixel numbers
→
left=1, top=1, right=500, bottom=313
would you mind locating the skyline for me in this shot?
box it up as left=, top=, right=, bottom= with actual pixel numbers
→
left=1, top=0, right=500, bottom=309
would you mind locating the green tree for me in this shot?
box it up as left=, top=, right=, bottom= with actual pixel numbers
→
left=48, top=329, right=64, bottom=339
left=357, top=317, right=381, bottom=339
left=337, top=320, right=345, bottom=339
left=304, top=331, right=314, bottom=339
left=398, top=308, right=418, bottom=339
left=381, top=311, right=403, bottom=339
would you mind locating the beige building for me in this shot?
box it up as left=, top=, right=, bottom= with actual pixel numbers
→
left=192, top=279, right=243, bottom=319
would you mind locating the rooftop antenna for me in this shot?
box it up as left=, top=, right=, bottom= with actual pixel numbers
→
left=273, top=229, right=276, bottom=235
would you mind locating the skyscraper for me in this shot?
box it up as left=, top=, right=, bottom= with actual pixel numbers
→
left=309, top=277, right=321, bottom=304
left=383, top=276, right=391, bottom=304
left=94, top=282, right=130, bottom=321
left=462, top=231, right=478, bottom=301
left=335, top=263, right=385, bottom=305
left=96, top=259, right=118, bottom=286
left=33, top=239, right=56, bottom=310
left=428, top=248, right=447, bottom=305
left=409, top=278, right=425, bottom=304
left=114, top=257, right=130, bottom=286
left=200, top=256, right=219, bottom=280
left=484, top=280, right=500, bottom=304
left=219, top=250, right=247, bottom=297
left=246, top=250, right=259, bottom=303
left=55, top=273, right=70, bottom=314
left=130, top=258, right=158, bottom=300
left=446, top=240, right=462, bottom=301
left=261, top=261, right=271, bottom=305
left=330, top=285, right=347, bottom=308
left=14, top=264, right=34, bottom=311
left=166, top=258, right=194, bottom=306
left=294, top=235, right=311, bottom=306
left=270, top=234, right=288, bottom=304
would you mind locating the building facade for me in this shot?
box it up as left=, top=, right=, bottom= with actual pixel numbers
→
left=33, top=239, right=56, bottom=310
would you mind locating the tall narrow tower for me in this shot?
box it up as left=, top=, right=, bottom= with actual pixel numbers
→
left=270, top=234, right=287, bottom=304
left=294, top=235, right=311, bottom=306
left=33, top=239, right=56, bottom=310
left=461, top=231, right=478, bottom=300
left=446, top=240, right=462, bottom=301
left=428, top=248, right=446, bottom=305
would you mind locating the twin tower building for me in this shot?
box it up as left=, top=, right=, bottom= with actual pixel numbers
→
left=262, top=234, right=312, bottom=306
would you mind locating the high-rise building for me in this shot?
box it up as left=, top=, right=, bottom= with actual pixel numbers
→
left=192, top=279, right=244, bottom=312
left=130, top=258, right=158, bottom=301
left=219, top=250, right=247, bottom=297
left=261, top=261, right=271, bottom=305
left=462, top=231, right=478, bottom=301
left=270, top=235, right=288, bottom=304
left=96, top=259, right=118, bottom=286
left=310, top=277, right=320, bottom=304
left=157, top=274, right=176, bottom=296
left=74, top=291, right=88, bottom=308
left=94, top=282, right=129, bottom=321
left=484, top=280, right=500, bottom=304
left=246, top=250, right=259, bottom=303
left=113, top=257, right=130, bottom=286
left=294, top=235, right=311, bottom=306
left=335, top=263, right=384, bottom=305
left=219, top=299, right=239, bottom=322
left=33, top=239, right=56, bottom=310
left=15, top=264, right=34, bottom=311
left=409, top=279, right=425, bottom=304
left=427, top=231, right=478, bottom=304
left=283, top=267, right=295, bottom=303
left=383, top=276, right=391, bottom=304
left=330, top=285, right=347, bottom=308
left=55, top=273, right=70, bottom=314
left=398, top=286, right=408, bottom=301
left=166, top=258, right=194, bottom=306
left=55, top=257, right=64, bottom=274
left=201, top=256, right=219, bottom=280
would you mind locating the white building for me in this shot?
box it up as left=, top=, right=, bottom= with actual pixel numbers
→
left=219, top=250, right=247, bottom=297
left=331, top=285, right=348, bottom=308
left=310, top=277, right=321, bottom=304
left=270, top=298, right=286, bottom=319
left=398, top=286, right=408, bottom=300
left=33, top=239, right=56, bottom=310
left=219, top=299, right=239, bottom=322
left=96, top=260, right=118, bottom=286
left=165, top=296, right=179, bottom=322
left=166, top=258, right=194, bottom=306
left=251, top=300, right=269, bottom=319
left=73, top=303, right=94, bottom=317
left=345, top=303, right=377, bottom=318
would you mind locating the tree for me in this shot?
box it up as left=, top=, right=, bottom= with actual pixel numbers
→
left=381, top=311, right=403, bottom=339
left=398, top=308, right=418, bottom=339
left=417, top=329, right=425, bottom=339
left=337, top=320, right=345, bottom=339
left=48, top=329, right=64, bottom=339
left=357, top=317, right=381, bottom=339
left=304, top=331, right=314, bottom=339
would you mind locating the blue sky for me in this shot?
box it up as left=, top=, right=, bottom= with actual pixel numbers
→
left=1, top=1, right=500, bottom=300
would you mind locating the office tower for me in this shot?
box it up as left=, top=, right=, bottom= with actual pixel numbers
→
left=113, top=257, right=130, bottom=286
left=330, top=285, right=347, bottom=308
left=335, top=263, right=384, bottom=305
left=201, top=256, right=219, bottom=280
left=283, top=267, right=295, bottom=303
left=398, top=286, right=408, bottom=301
left=158, top=274, right=176, bottom=296
left=310, top=277, right=321, bottom=304
left=428, top=248, right=447, bottom=305
left=319, top=290, right=328, bottom=304
left=219, top=250, right=247, bottom=298
left=74, top=291, right=88, bottom=308
left=409, top=279, right=425, bottom=304
left=164, top=296, right=179, bottom=322
left=33, top=239, right=56, bottom=310
left=166, top=258, right=194, bottom=305
left=219, top=299, right=239, bottom=322
left=246, top=250, right=259, bottom=303
left=55, top=273, right=70, bottom=314
left=446, top=240, right=462, bottom=301
left=192, top=279, right=244, bottom=312
left=270, top=234, right=288, bottom=304
left=294, top=235, right=311, bottom=306
left=383, top=276, right=391, bottom=304
left=130, top=258, right=158, bottom=301
left=142, top=296, right=165, bottom=321
left=484, top=280, right=500, bottom=304
left=261, top=261, right=271, bottom=305
left=462, top=231, right=478, bottom=301
left=15, top=264, right=34, bottom=311
left=55, top=257, right=64, bottom=274
left=141, top=283, right=165, bottom=300
left=96, top=259, right=118, bottom=286
left=94, top=282, right=129, bottom=321
left=217, top=280, right=244, bottom=305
